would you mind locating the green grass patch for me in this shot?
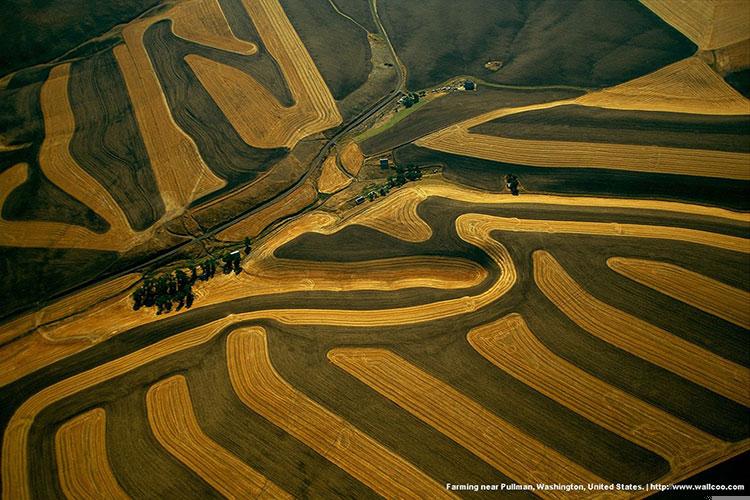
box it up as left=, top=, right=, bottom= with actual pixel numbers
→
left=354, top=97, right=432, bottom=142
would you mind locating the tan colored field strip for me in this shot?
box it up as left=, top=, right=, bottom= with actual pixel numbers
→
left=640, top=0, right=750, bottom=50
left=4, top=178, right=748, bottom=384
left=338, top=141, right=364, bottom=176
left=147, top=375, right=290, bottom=499
left=55, top=408, right=129, bottom=500
left=170, top=0, right=257, bottom=55
left=468, top=314, right=725, bottom=477
left=115, top=7, right=226, bottom=214
left=0, top=273, right=139, bottom=347
left=186, top=0, right=341, bottom=149
left=534, top=250, right=750, bottom=407
left=217, top=181, right=317, bottom=241
left=227, top=327, right=454, bottom=499
left=608, top=257, right=750, bottom=329
left=576, top=57, right=750, bottom=115
left=328, top=348, right=616, bottom=498
left=421, top=121, right=750, bottom=180
left=2, top=317, right=239, bottom=500
left=705, top=38, right=750, bottom=74
left=318, top=153, right=352, bottom=194
left=348, top=186, right=432, bottom=242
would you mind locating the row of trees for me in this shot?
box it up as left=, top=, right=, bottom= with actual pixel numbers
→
left=133, top=242, right=250, bottom=315
left=367, top=164, right=423, bottom=201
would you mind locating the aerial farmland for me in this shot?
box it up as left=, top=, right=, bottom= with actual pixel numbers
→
left=0, top=0, right=748, bottom=497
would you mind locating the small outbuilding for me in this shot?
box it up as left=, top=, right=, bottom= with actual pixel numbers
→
left=379, top=158, right=389, bottom=169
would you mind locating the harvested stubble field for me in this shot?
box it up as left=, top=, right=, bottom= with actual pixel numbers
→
left=2, top=0, right=750, bottom=495
left=3, top=178, right=749, bottom=497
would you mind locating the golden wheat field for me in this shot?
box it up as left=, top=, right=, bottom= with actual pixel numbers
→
left=1, top=0, right=749, bottom=496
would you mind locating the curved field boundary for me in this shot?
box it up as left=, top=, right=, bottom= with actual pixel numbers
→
left=338, top=141, right=364, bottom=176
left=0, top=273, right=139, bottom=347
left=226, top=327, right=454, bottom=499
left=467, top=314, right=728, bottom=478
left=4, top=179, right=748, bottom=384
left=347, top=187, right=432, bottom=242
left=576, top=57, right=750, bottom=115
left=639, top=0, right=750, bottom=50
left=327, top=348, right=615, bottom=498
left=2, top=317, right=238, bottom=500
left=318, top=154, right=352, bottom=194
left=217, top=181, right=318, bottom=241
left=533, top=250, right=750, bottom=407
left=420, top=121, right=750, bottom=181
left=185, top=0, right=342, bottom=149
left=0, top=65, right=148, bottom=252
left=170, top=0, right=258, bottom=55
left=608, top=257, right=750, bottom=329
left=55, top=408, right=129, bottom=500
left=146, top=375, right=290, bottom=499
left=114, top=4, right=227, bottom=214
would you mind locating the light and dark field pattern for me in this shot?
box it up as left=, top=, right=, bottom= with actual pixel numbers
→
left=2, top=184, right=748, bottom=497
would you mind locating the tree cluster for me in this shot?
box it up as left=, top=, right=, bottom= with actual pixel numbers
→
left=132, top=242, right=250, bottom=314
left=388, top=163, right=422, bottom=188
left=401, top=92, right=420, bottom=108
left=505, top=174, right=520, bottom=195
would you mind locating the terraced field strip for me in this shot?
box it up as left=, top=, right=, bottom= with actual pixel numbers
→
left=421, top=120, right=750, bottom=181
left=608, top=257, right=750, bottom=329
left=187, top=0, right=341, bottom=149
left=468, top=314, right=726, bottom=478
left=534, top=251, right=750, bottom=407
left=328, top=348, right=617, bottom=498
left=217, top=181, right=318, bottom=241
left=318, top=153, right=352, bottom=194
left=347, top=186, right=432, bottom=242
left=170, top=0, right=258, bottom=54
left=115, top=2, right=226, bottom=213
left=640, top=0, right=750, bottom=50
left=54, top=408, right=129, bottom=499
left=226, top=327, right=454, bottom=499
left=338, top=141, right=364, bottom=176
left=147, top=375, right=290, bottom=499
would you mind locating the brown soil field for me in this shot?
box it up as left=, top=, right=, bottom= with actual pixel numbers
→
left=54, top=408, right=128, bottom=500
left=146, top=375, right=290, bottom=499
left=640, top=0, right=750, bottom=50
left=217, top=181, right=317, bottom=241
left=338, top=141, right=364, bottom=176
left=114, top=3, right=228, bottom=214
left=608, top=257, right=750, bottom=329
left=317, top=153, right=352, bottom=194
left=533, top=250, right=750, bottom=407
left=185, top=0, right=341, bottom=149
left=328, top=347, right=614, bottom=497
left=467, top=314, right=729, bottom=479
left=227, top=327, right=453, bottom=499
left=170, top=0, right=258, bottom=55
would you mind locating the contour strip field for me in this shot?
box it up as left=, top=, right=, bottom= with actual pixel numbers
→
left=54, top=408, right=129, bottom=500
left=146, top=375, right=290, bottom=499
left=467, top=314, right=730, bottom=478
left=328, top=348, right=617, bottom=499
left=533, top=250, right=750, bottom=407
left=226, top=327, right=454, bottom=499
left=607, top=257, right=750, bottom=329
